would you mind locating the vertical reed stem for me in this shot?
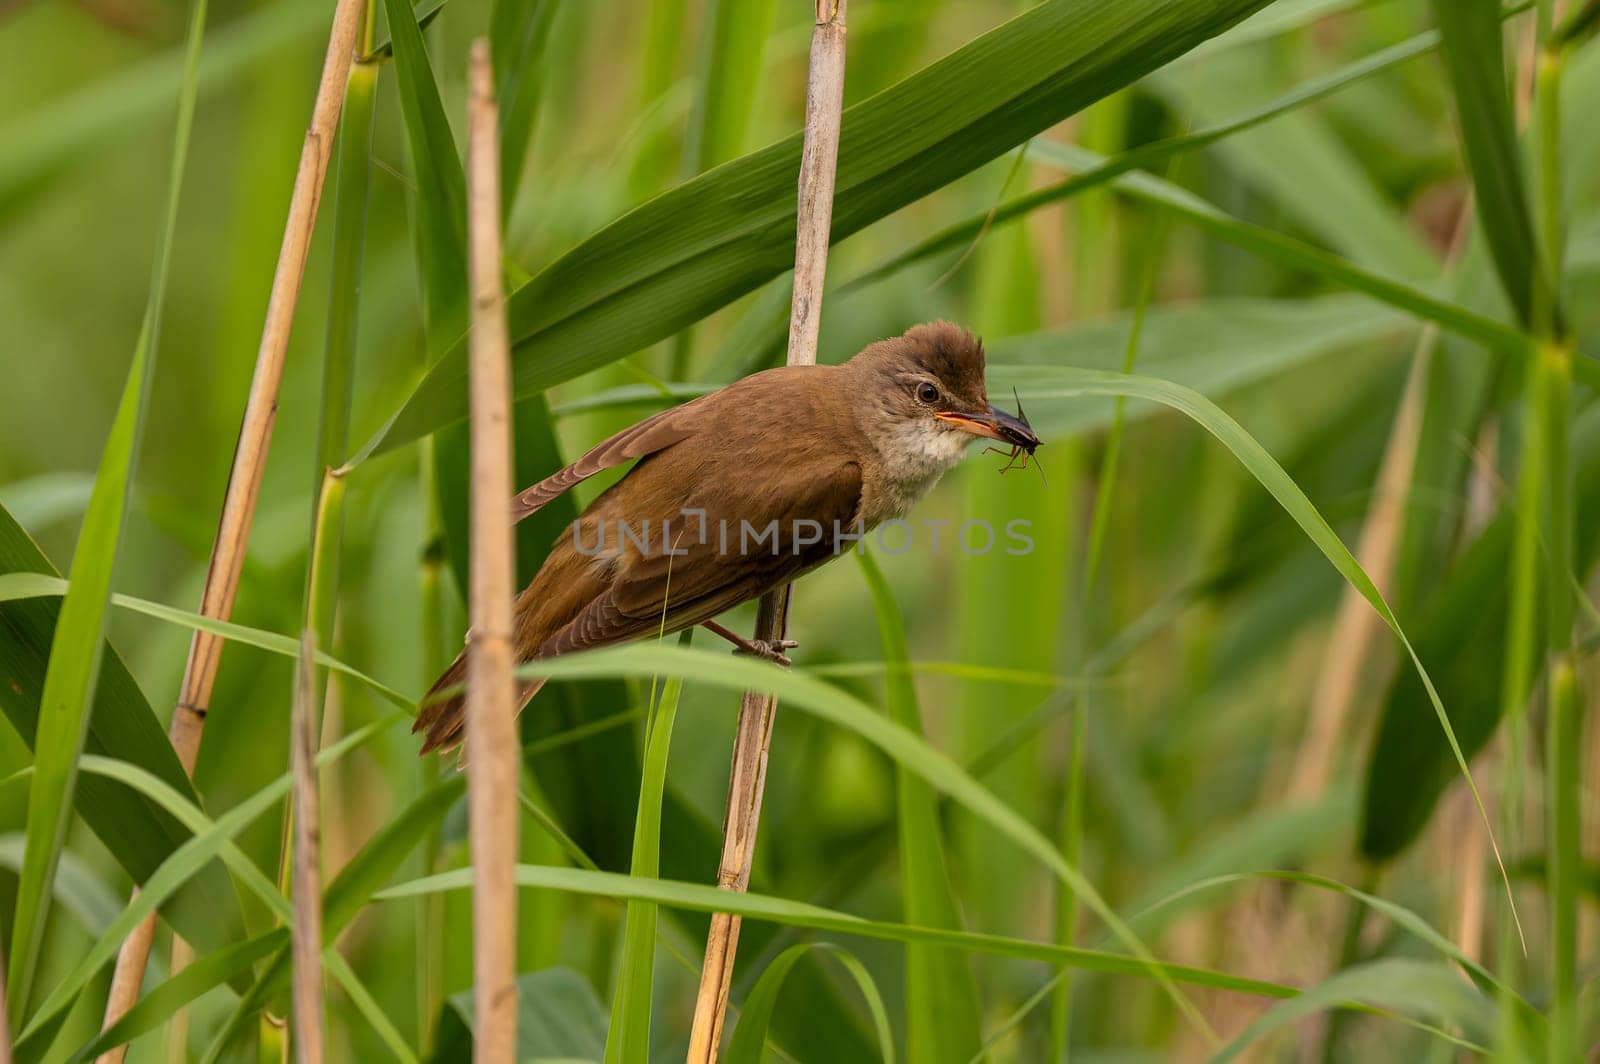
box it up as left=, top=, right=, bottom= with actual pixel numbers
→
left=96, top=0, right=368, bottom=1047
left=466, top=37, right=520, bottom=1062
left=686, top=3, right=846, bottom=1060
left=289, top=628, right=326, bottom=1063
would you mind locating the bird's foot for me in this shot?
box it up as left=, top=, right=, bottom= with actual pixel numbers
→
left=734, top=637, right=798, bottom=669
left=701, top=620, right=798, bottom=667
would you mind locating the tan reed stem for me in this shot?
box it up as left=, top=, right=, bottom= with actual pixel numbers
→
left=686, top=3, right=847, bottom=1060
left=95, top=0, right=368, bottom=1051
left=289, top=629, right=326, bottom=1063
left=466, top=36, right=520, bottom=1063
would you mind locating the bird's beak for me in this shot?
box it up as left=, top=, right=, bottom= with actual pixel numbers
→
left=936, top=404, right=1042, bottom=450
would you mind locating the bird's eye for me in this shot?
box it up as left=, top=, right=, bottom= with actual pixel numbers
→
left=915, top=382, right=940, bottom=404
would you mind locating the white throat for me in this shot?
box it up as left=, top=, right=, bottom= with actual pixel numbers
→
left=867, top=418, right=970, bottom=521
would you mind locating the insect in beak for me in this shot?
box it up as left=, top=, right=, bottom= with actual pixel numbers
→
left=982, top=389, right=1045, bottom=482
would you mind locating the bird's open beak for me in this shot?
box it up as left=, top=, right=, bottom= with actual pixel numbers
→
left=936, top=404, right=1042, bottom=450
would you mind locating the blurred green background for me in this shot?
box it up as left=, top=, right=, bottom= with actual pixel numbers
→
left=2, top=0, right=1599, bottom=1059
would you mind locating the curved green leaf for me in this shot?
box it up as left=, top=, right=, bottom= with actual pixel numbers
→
left=491, top=0, right=560, bottom=211
left=1025, top=142, right=1552, bottom=372
left=381, top=0, right=465, bottom=355
left=724, top=944, right=894, bottom=1064
left=995, top=365, right=1507, bottom=896
left=840, top=11, right=1526, bottom=297
left=376, top=863, right=1295, bottom=1002
left=70, top=930, right=289, bottom=1063
left=358, top=0, right=1278, bottom=457
left=495, top=645, right=1223, bottom=1040
left=1431, top=0, right=1555, bottom=329
left=1208, top=959, right=1491, bottom=1062
left=13, top=718, right=399, bottom=1054
left=683, top=0, right=776, bottom=174
left=205, top=774, right=468, bottom=1052
left=0, top=508, right=246, bottom=967
left=0, top=572, right=410, bottom=710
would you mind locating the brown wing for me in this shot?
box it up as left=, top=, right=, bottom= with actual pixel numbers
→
left=510, top=397, right=710, bottom=522
left=535, top=458, right=864, bottom=657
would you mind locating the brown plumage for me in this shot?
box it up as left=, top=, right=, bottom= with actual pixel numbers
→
left=415, top=321, right=1039, bottom=756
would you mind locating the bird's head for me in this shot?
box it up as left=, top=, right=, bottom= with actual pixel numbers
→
left=849, top=322, right=1040, bottom=462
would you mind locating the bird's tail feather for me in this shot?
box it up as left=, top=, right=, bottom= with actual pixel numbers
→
left=414, top=650, right=545, bottom=761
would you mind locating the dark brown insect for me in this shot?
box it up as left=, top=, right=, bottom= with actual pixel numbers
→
left=985, top=388, right=1041, bottom=475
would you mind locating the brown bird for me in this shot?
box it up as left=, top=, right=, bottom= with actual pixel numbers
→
left=415, top=321, right=1039, bottom=756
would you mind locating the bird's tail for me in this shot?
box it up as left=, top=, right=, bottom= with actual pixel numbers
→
left=414, top=649, right=546, bottom=762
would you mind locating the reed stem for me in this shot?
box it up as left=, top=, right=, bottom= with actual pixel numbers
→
left=686, top=3, right=847, bottom=1060
left=465, top=37, right=520, bottom=1062
left=96, top=0, right=368, bottom=1048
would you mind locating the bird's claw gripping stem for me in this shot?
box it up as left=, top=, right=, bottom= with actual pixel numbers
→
left=701, top=620, right=797, bottom=668
left=734, top=638, right=798, bottom=669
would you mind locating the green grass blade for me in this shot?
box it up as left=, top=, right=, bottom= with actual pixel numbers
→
left=564, top=295, right=1407, bottom=437
left=325, top=949, right=419, bottom=1064
left=326, top=774, right=467, bottom=933
left=7, top=0, right=209, bottom=1012
left=363, top=0, right=449, bottom=60
left=11, top=719, right=397, bottom=1055
left=996, top=364, right=1518, bottom=924
left=406, top=0, right=585, bottom=744
left=987, top=859, right=1517, bottom=1064
left=857, top=553, right=983, bottom=1064
left=381, top=0, right=467, bottom=354
left=853, top=138, right=1544, bottom=371
left=603, top=630, right=690, bottom=1064
left=1432, top=0, right=1556, bottom=330
left=1136, top=869, right=1533, bottom=1012
left=490, top=0, right=559, bottom=214
left=0, top=573, right=410, bottom=710
left=1035, top=143, right=1560, bottom=376
left=839, top=13, right=1524, bottom=297
left=1187, top=0, right=1361, bottom=58
left=210, top=775, right=469, bottom=1054
left=377, top=863, right=1296, bottom=1001
left=0, top=509, right=246, bottom=962
left=69, top=930, right=290, bottom=1063
left=80, top=745, right=417, bottom=1064
left=1208, top=959, right=1491, bottom=1062
left=724, top=944, right=894, bottom=1064
left=682, top=0, right=776, bottom=174
left=497, top=646, right=1218, bottom=1041
left=357, top=0, right=1279, bottom=457
left=625, top=0, right=689, bottom=199
left=1155, top=51, right=1438, bottom=279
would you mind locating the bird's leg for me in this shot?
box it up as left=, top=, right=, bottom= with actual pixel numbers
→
left=701, top=619, right=798, bottom=668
